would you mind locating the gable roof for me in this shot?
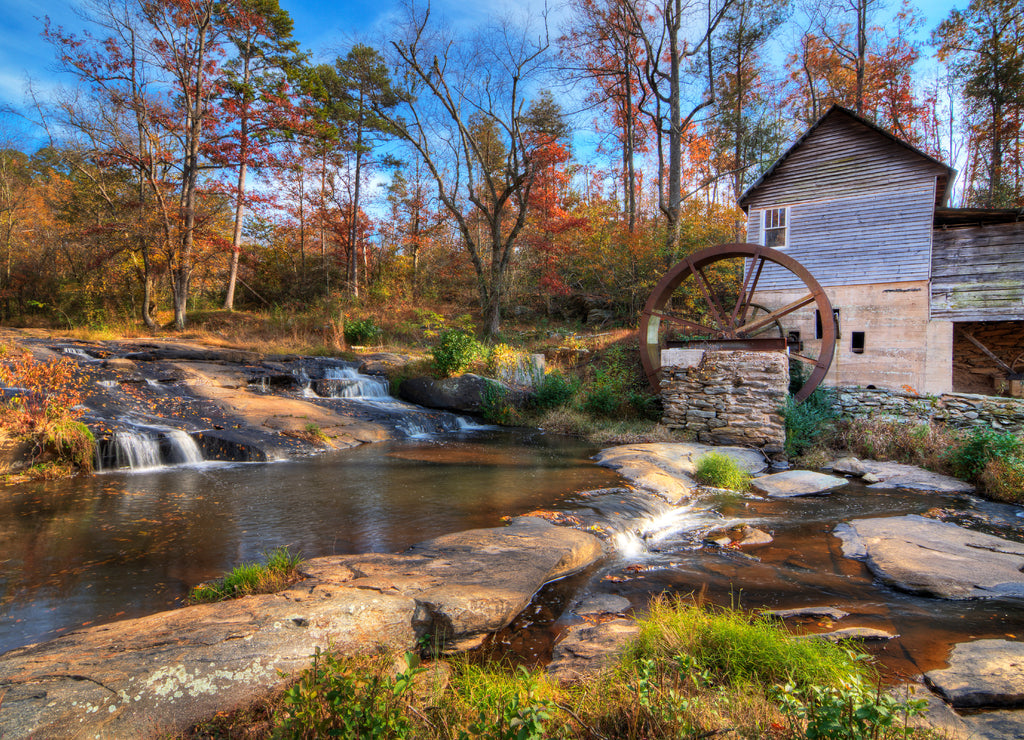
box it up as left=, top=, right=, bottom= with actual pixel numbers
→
left=738, top=104, right=957, bottom=210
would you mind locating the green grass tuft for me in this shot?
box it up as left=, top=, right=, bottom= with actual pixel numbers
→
left=189, top=547, right=304, bottom=603
left=693, top=452, right=750, bottom=491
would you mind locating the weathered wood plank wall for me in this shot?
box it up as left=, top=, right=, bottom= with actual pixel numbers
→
left=744, top=112, right=945, bottom=291
left=931, top=222, right=1024, bottom=321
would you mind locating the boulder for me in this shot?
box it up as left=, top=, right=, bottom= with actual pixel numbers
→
left=925, top=639, right=1024, bottom=708
left=835, top=515, right=1024, bottom=599
left=751, top=470, right=849, bottom=497
left=961, top=709, right=1024, bottom=739
left=595, top=443, right=767, bottom=504
left=398, top=374, right=528, bottom=414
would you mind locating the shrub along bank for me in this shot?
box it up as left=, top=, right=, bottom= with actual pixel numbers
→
left=187, top=597, right=929, bottom=739
left=0, top=344, right=94, bottom=479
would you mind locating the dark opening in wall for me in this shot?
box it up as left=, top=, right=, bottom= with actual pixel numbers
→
left=815, top=309, right=841, bottom=339
left=851, top=331, right=865, bottom=354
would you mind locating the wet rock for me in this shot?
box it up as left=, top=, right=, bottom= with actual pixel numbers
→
left=398, top=374, right=527, bottom=414
left=547, top=617, right=639, bottom=683
left=794, top=627, right=897, bottom=642
left=831, top=456, right=865, bottom=475
left=574, top=594, right=631, bottom=616
left=594, top=443, right=767, bottom=504
left=835, top=515, right=1024, bottom=599
left=765, top=606, right=849, bottom=621
left=751, top=470, right=848, bottom=497
left=706, top=524, right=773, bottom=547
left=925, top=639, right=1024, bottom=708
left=0, top=518, right=603, bottom=739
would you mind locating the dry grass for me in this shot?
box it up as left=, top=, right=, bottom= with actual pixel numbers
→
left=820, top=418, right=957, bottom=473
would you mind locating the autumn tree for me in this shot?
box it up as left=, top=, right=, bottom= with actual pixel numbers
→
left=216, top=0, right=304, bottom=311
left=381, top=4, right=550, bottom=336
left=620, top=0, right=735, bottom=256
left=934, top=0, right=1024, bottom=207
left=708, top=0, right=789, bottom=200
left=560, top=0, right=650, bottom=230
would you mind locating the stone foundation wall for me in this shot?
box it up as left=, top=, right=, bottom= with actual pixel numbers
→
left=661, top=350, right=789, bottom=453
left=831, top=387, right=1024, bottom=434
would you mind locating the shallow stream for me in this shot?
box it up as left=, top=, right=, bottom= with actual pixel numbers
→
left=2, top=431, right=1023, bottom=682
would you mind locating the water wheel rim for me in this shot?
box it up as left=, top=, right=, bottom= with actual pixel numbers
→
left=639, top=242, right=836, bottom=403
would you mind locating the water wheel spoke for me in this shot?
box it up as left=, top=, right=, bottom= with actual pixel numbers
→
left=731, top=254, right=765, bottom=326
left=644, top=310, right=718, bottom=337
left=686, top=258, right=731, bottom=334
left=790, top=352, right=819, bottom=366
left=735, top=293, right=816, bottom=336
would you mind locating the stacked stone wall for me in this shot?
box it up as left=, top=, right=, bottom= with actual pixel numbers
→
left=831, top=387, right=1024, bottom=434
left=660, top=350, right=788, bottom=453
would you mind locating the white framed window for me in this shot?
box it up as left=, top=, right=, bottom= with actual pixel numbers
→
left=762, top=207, right=788, bottom=248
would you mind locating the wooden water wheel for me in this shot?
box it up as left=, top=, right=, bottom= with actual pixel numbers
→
left=639, top=243, right=836, bottom=403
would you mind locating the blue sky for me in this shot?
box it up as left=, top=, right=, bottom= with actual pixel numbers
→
left=0, top=0, right=964, bottom=148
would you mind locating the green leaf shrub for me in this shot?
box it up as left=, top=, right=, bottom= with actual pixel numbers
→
left=431, top=329, right=484, bottom=377
left=344, top=317, right=383, bottom=346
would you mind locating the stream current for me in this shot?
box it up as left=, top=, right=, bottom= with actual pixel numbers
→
left=2, top=429, right=1023, bottom=682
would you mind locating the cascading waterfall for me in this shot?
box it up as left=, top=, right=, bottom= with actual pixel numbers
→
left=97, top=422, right=205, bottom=472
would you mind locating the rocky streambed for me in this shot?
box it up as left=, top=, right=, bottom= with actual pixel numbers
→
left=2, top=334, right=1024, bottom=738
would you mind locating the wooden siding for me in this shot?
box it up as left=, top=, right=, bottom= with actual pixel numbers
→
left=743, top=113, right=948, bottom=209
left=747, top=184, right=936, bottom=290
left=931, top=222, right=1024, bottom=321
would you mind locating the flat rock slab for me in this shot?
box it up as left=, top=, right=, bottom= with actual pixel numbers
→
left=0, top=518, right=602, bottom=740
left=831, top=457, right=974, bottom=493
left=574, top=594, right=632, bottom=616
left=961, top=709, right=1024, bottom=739
left=925, top=639, right=1024, bottom=708
left=595, top=443, right=767, bottom=503
left=751, top=470, right=848, bottom=497
left=547, top=617, right=639, bottom=683
left=836, top=515, right=1024, bottom=599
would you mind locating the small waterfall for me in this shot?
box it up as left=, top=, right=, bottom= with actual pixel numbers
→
left=561, top=488, right=733, bottom=561
left=97, top=422, right=206, bottom=471
left=61, top=347, right=99, bottom=362
left=316, top=366, right=390, bottom=398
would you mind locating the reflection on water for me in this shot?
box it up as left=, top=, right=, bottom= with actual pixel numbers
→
left=0, top=430, right=616, bottom=654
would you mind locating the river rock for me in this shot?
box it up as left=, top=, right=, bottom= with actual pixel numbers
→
left=794, top=627, right=897, bottom=642
left=594, top=443, right=767, bottom=504
left=706, top=524, right=773, bottom=547
left=925, top=639, right=1024, bottom=708
left=765, top=606, right=849, bottom=621
left=0, top=518, right=602, bottom=739
left=574, top=594, right=632, bottom=616
left=835, top=515, right=1024, bottom=599
left=751, top=470, right=848, bottom=497
left=547, top=617, right=639, bottom=683
left=830, top=457, right=974, bottom=493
